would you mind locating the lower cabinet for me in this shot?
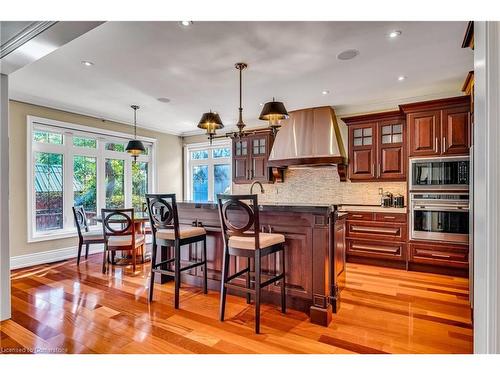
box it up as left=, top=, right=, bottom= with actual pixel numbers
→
left=409, top=241, right=469, bottom=269
left=347, top=239, right=406, bottom=261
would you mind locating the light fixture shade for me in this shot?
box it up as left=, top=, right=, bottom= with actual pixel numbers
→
left=126, top=139, right=146, bottom=156
left=197, top=111, right=224, bottom=130
left=259, top=100, right=289, bottom=121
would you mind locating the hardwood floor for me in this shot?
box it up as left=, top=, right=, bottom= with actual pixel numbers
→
left=1, top=252, right=472, bottom=354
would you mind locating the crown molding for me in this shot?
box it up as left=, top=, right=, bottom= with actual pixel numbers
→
left=0, top=21, right=56, bottom=59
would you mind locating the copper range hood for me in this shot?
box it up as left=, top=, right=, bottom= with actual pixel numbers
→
left=267, top=106, right=348, bottom=181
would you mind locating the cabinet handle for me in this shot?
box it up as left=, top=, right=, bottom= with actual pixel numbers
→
left=431, top=253, right=451, bottom=259
left=383, top=216, right=396, bottom=220
left=442, top=136, right=446, bottom=151
left=435, top=137, right=438, bottom=152
left=378, top=163, right=381, bottom=177
left=351, top=214, right=364, bottom=218
left=351, top=243, right=399, bottom=254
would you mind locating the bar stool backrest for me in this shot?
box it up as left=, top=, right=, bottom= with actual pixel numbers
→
left=217, top=194, right=261, bottom=250
left=73, top=206, right=89, bottom=239
left=145, top=194, right=180, bottom=238
left=101, top=208, right=135, bottom=244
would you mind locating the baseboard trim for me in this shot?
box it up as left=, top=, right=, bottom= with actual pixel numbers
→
left=10, top=244, right=104, bottom=270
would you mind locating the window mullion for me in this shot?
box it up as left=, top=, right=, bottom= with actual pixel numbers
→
left=124, top=157, right=132, bottom=209
left=64, top=134, right=74, bottom=230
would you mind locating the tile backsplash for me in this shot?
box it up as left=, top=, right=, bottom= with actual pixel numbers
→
left=232, top=166, right=407, bottom=206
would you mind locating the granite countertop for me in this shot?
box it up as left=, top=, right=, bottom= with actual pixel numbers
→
left=177, top=201, right=337, bottom=214
left=338, top=204, right=407, bottom=214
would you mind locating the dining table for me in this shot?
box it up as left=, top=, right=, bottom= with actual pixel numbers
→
left=94, top=212, right=151, bottom=265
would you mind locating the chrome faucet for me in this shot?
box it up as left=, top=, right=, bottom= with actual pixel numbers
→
left=250, top=180, right=265, bottom=195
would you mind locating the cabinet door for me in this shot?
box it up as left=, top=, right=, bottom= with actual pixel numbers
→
left=378, top=121, right=405, bottom=180
left=265, top=224, right=313, bottom=299
left=334, top=220, right=346, bottom=292
left=349, top=124, right=376, bottom=180
left=407, top=110, right=440, bottom=156
left=441, top=107, right=470, bottom=155
left=250, top=135, right=269, bottom=181
left=232, top=139, right=249, bottom=183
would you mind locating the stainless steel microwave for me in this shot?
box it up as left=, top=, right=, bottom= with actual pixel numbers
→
left=409, top=156, right=469, bottom=191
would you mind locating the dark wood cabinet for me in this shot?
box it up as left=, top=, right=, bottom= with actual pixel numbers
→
left=232, top=130, right=274, bottom=183
left=409, top=241, right=469, bottom=269
left=401, top=96, right=471, bottom=157
left=345, top=211, right=407, bottom=268
left=343, top=111, right=406, bottom=182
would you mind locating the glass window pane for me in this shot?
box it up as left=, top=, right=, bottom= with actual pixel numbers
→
left=105, top=142, right=125, bottom=152
left=191, top=150, right=209, bottom=160
left=253, top=146, right=260, bottom=154
left=105, top=159, right=124, bottom=208
left=392, top=134, right=402, bottom=143
left=353, top=138, right=362, bottom=146
left=363, top=127, right=372, bottom=136
left=363, top=137, right=372, bottom=146
left=33, top=130, right=63, bottom=145
left=73, top=156, right=97, bottom=225
left=382, top=135, right=392, bottom=144
left=34, top=152, right=63, bottom=232
left=214, top=164, right=231, bottom=200
left=393, top=124, right=402, bottom=134
left=73, top=136, right=97, bottom=148
left=382, top=125, right=391, bottom=135
left=353, top=129, right=362, bottom=138
left=192, top=165, right=208, bottom=202
left=132, top=161, right=148, bottom=213
left=213, top=148, right=231, bottom=158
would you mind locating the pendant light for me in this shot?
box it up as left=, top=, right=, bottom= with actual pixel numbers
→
left=197, top=110, right=224, bottom=144
left=259, top=97, right=289, bottom=136
left=126, top=105, right=146, bottom=161
left=234, top=62, right=248, bottom=137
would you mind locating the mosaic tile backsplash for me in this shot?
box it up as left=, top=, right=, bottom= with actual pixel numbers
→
left=232, top=166, right=407, bottom=206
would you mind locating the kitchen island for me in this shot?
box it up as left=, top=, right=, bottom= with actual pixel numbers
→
left=154, top=201, right=346, bottom=326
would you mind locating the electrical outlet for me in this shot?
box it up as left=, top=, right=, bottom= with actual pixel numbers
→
left=378, top=187, right=383, bottom=195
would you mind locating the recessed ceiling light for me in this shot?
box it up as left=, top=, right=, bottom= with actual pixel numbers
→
left=337, top=49, right=359, bottom=61
left=180, top=21, right=193, bottom=27
left=388, top=30, right=402, bottom=39
left=157, top=97, right=171, bottom=103
left=81, top=60, right=94, bottom=67
left=322, top=90, right=330, bottom=95
left=398, top=75, right=406, bottom=81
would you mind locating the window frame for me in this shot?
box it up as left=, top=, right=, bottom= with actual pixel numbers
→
left=184, top=140, right=232, bottom=202
left=27, top=116, right=157, bottom=242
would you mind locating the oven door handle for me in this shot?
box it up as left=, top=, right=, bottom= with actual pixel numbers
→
left=412, top=206, right=469, bottom=212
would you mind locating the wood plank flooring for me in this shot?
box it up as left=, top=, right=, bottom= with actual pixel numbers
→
left=1, top=253, right=472, bottom=354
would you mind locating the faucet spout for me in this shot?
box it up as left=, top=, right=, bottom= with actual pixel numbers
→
left=250, top=181, right=265, bottom=195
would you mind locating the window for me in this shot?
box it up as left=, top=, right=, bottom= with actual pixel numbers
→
left=185, top=141, right=232, bottom=202
left=381, top=124, right=403, bottom=144
left=28, top=117, right=155, bottom=241
left=353, top=127, right=373, bottom=146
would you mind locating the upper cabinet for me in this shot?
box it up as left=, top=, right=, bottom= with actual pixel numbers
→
left=401, top=96, right=471, bottom=157
left=232, top=130, right=274, bottom=184
left=343, top=111, right=406, bottom=182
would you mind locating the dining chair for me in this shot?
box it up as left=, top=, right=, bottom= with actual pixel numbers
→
left=145, top=193, right=207, bottom=308
left=101, top=208, right=145, bottom=274
left=217, top=194, right=286, bottom=334
left=141, top=201, right=152, bottom=235
left=72, top=206, right=104, bottom=265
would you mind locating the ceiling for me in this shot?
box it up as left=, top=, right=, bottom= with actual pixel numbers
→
left=9, top=21, right=473, bottom=136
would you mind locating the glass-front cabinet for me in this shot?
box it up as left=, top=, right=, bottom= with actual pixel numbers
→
left=232, top=130, right=274, bottom=184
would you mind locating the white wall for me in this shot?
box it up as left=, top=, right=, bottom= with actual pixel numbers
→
left=0, top=74, right=11, bottom=321
left=473, top=21, right=500, bottom=354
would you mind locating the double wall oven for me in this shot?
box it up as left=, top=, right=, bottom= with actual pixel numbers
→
left=409, top=156, right=470, bottom=244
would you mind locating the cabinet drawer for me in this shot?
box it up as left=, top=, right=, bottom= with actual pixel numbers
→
left=409, top=242, right=468, bottom=268
left=347, top=212, right=374, bottom=221
left=347, top=221, right=406, bottom=241
left=374, top=212, right=407, bottom=223
left=347, top=239, right=406, bottom=261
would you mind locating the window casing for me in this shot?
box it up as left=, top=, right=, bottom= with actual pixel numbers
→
left=27, top=116, right=156, bottom=242
left=184, top=140, right=232, bottom=202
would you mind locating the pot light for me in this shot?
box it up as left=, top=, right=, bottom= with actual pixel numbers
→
left=388, top=30, right=402, bottom=39
left=180, top=21, right=193, bottom=27
left=322, top=90, right=330, bottom=95
left=81, top=60, right=94, bottom=67
left=398, top=75, right=406, bottom=81
left=157, top=97, right=171, bottom=103
left=337, top=49, right=359, bottom=61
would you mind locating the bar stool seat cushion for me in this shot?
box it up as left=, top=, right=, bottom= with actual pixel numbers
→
left=108, top=234, right=145, bottom=247
left=156, top=226, right=206, bottom=240
left=82, top=230, right=104, bottom=241
left=229, top=233, right=285, bottom=250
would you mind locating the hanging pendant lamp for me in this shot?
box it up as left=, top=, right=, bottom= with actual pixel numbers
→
left=259, top=97, right=289, bottom=135
left=126, top=105, right=146, bottom=161
left=197, top=110, right=224, bottom=144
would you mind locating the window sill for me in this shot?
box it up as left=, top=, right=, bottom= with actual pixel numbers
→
left=28, top=225, right=100, bottom=243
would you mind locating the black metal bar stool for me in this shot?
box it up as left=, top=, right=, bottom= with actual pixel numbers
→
left=145, top=193, right=207, bottom=308
left=217, top=194, right=286, bottom=334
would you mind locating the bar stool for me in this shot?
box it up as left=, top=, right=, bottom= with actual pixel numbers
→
left=217, top=194, right=286, bottom=334
left=145, top=193, right=207, bottom=308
